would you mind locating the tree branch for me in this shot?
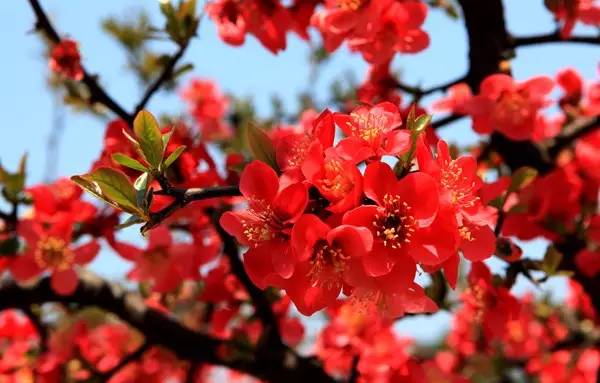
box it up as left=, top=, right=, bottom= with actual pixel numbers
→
left=215, top=219, right=283, bottom=349
left=99, top=341, right=151, bottom=380
left=142, top=185, right=241, bottom=232
left=28, top=0, right=133, bottom=124
left=0, top=271, right=336, bottom=383
left=431, top=113, right=465, bottom=130
left=397, top=76, right=466, bottom=97
left=134, top=40, right=190, bottom=116
left=512, top=32, right=600, bottom=47
left=547, top=115, right=600, bottom=158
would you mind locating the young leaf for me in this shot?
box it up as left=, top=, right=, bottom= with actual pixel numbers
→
left=133, top=110, right=163, bottom=169
left=161, top=129, right=174, bottom=156
left=246, top=124, right=278, bottom=171
left=116, top=215, right=145, bottom=230
left=133, top=172, right=152, bottom=211
left=163, top=145, right=186, bottom=169
left=89, top=167, right=141, bottom=215
left=509, top=167, right=538, bottom=193
left=542, top=246, right=563, bottom=275
left=112, top=153, right=148, bottom=172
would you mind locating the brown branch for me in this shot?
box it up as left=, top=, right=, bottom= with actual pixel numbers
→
left=215, top=220, right=283, bottom=349
left=397, top=76, right=466, bottom=97
left=0, top=271, right=336, bottom=383
left=512, top=32, right=600, bottom=47
left=28, top=0, right=133, bottom=124
left=548, top=115, right=600, bottom=158
left=142, top=185, right=241, bottom=232
left=99, top=341, right=151, bottom=380
left=134, top=41, right=190, bottom=116
left=431, top=113, right=465, bottom=130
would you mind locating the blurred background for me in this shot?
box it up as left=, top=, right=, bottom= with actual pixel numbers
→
left=1, top=0, right=598, bottom=345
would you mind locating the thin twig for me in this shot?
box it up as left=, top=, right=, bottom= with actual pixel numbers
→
left=214, top=216, right=283, bottom=349
left=142, top=185, right=241, bottom=232
left=99, top=341, right=151, bottom=380
left=0, top=271, right=336, bottom=382
left=348, top=355, right=360, bottom=383
left=397, top=76, right=466, bottom=97
left=512, top=32, right=600, bottom=47
left=134, top=41, right=190, bottom=115
left=28, top=0, right=133, bottom=124
left=431, top=114, right=465, bottom=130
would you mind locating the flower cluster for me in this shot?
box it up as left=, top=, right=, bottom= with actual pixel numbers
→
left=49, top=39, right=84, bottom=81
left=221, top=102, right=495, bottom=316
left=312, top=0, right=429, bottom=64
left=205, top=0, right=318, bottom=53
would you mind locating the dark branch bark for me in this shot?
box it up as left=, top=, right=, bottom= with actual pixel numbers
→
left=0, top=271, right=336, bottom=383
left=431, top=113, right=465, bottom=130
left=28, top=0, right=133, bottom=124
left=142, top=185, right=241, bottom=232
left=512, top=32, right=600, bottom=47
left=457, top=0, right=600, bottom=322
left=134, top=40, right=190, bottom=116
left=216, top=221, right=283, bottom=349
left=397, top=76, right=466, bottom=97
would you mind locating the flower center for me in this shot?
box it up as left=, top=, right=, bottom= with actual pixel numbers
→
left=337, top=0, right=365, bottom=10
left=242, top=200, right=284, bottom=245
left=493, top=91, right=532, bottom=127
left=34, top=236, right=74, bottom=271
left=317, top=159, right=353, bottom=199
left=372, top=194, right=416, bottom=249
left=307, top=240, right=349, bottom=288
left=440, top=161, right=479, bottom=209
left=348, top=111, right=390, bottom=144
left=144, top=248, right=170, bottom=265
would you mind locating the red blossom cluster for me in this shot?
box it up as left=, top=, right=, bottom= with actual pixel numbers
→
left=220, top=102, right=495, bottom=316
left=546, top=0, right=600, bottom=38
left=48, top=39, right=84, bottom=81
left=4, top=0, right=600, bottom=381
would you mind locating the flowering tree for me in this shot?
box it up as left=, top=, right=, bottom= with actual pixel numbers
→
left=2, top=0, right=600, bottom=381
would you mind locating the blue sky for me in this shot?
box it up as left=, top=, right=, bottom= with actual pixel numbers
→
left=1, top=0, right=598, bottom=343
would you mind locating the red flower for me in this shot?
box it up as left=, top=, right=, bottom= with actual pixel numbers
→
left=334, top=102, right=410, bottom=162
left=27, top=178, right=96, bottom=225
left=220, top=161, right=308, bottom=286
left=274, top=109, right=335, bottom=175
left=576, top=129, right=600, bottom=183
left=546, top=0, right=600, bottom=38
left=417, top=140, right=495, bottom=264
left=283, top=214, right=373, bottom=315
left=464, top=74, right=554, bottom=140
left=10, top=218, right=99, bottom=295
left=433, top=83, right=473, bottom=115
left=356, top=60, right=402, bottom=105
left=206, top=0, right=291, bottom=53
left=180, top=78, right=232, bottom=140
left=110, top=226, right=201, bottom=293
left=344, top=161, right=452, bottom=277
left=49, top=39, right=84, bottom=81
left=302, top=146, right=363, bottom=213
left=312, top=0, right=429, bottom=64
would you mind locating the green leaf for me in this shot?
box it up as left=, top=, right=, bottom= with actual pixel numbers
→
left=133, top=110, right=164, bottom=169
left=161, top=129, right=174, bottom=156
left=133, top=172, right=152, bottom=211
left=412, top=114, right=432, bottom=134
left=509, top=167, right=538, bottom=193
left=116, top=215, right=145, bottom=230
left=112, top=153, right=148, bottom=172
left=542, top=246, right=563, bottom=275
left=0, top=154, right=28, bottom=203
left=163, top=145, right=186, bottom=169
left=246, top=124, right=278, bottom=171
